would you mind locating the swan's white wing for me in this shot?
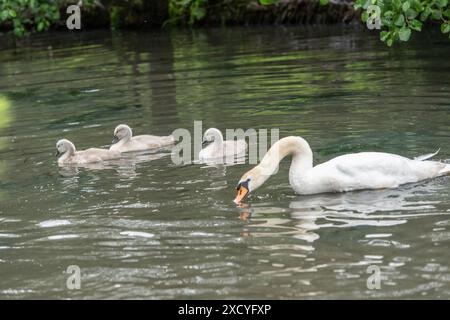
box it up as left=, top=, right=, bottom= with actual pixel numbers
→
left=199, top=143, right=217, bottom=161
left=81, top=148, right=120, bottom=162
left=199, top=140, right=246, bottom=164
left=414, top=148, right=440, bottom=161
left=301, top=152, right=446, bottom=194
left=134, top=135, right=169, bottom=147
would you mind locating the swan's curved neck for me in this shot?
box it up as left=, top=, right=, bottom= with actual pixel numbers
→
left=115, top=129, right=132, bottom=147
left=61, top=142, right=76, bottom=161
left=68, top=141, right=76, bottom=154
left=211, top=130, right=224, bottom=150
left=123, top=127, right=133, bottom=142
left=258, top=136, right=313, bottom=178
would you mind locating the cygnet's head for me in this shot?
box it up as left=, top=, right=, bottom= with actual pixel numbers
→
left=112, top=124, right=132, bottom=144
left=202, top=128, right=223, bottom=146
left=56, top=139, right=76, bottom=157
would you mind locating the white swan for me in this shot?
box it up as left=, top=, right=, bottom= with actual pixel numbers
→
left=234, top=136, right=450, bottom=203
left=199, top=128, right=247, bottom=161
left=56, top=139, right=120, bottom=165
left=110, top=124, right=174, bottom=153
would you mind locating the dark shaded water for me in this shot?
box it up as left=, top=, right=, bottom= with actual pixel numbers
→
left=0, top=26, right=450, bottom=299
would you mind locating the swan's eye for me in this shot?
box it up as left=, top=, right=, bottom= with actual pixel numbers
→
left=236, top=179, right=250, bottom=191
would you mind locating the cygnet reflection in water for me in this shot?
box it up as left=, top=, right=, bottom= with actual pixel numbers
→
left=57, top=149, right=171, bottom=177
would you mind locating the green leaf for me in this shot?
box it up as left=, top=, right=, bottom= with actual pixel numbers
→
left=353, top=0, right=365, bottom=9
left=259, top=0, right=278, bottom=5
left=415, top=3, right=424, bottom=12
left=432, top=10, right=443, bottom=20
left=320, top=0, right=329, bottom=5
left=37, top=21, right=45, bottom=32
left=387, top=38, right=394, bottom=46
left=382, top=17, right=393, bottom=27
left=444, top=9, right=450, bottom=18
left=399, top=26, right=411, bottom=41
left=191, top=7, right=205, bottom=21
left=436, top=0, right=448, bottom=8
left=392, top=0, right=402, bottom=10
left=420, top=7, right=432, bottom=21
left=362, top=0, right=371, bottom=9
left=441, top=23, right=450, bottom=34
left=13, top=25, right=25, bottom=37
left=8, top=9, right=17, bottom=18
left=395, top=14, right=405, bottom=26
left=410, top=19, right=422, bottom=31
left=0, top=10, right=9, bottom=21
left=380, top=30, right=389, bottom=41
left=402, top=1, right=410, bottom=12
left=406, top=8, right=418, bottom=20
left=361, top=11, right=368, bottom=23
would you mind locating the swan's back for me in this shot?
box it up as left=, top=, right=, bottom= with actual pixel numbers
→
left=111, top=134, right=174, bottom=152
left=309, top=152, right=447, bottom=192
left=200, top=139, right=247, bottom=161
left=133, top=134, right=174, bottom=147
left=68, top=148, right=120, bottom=164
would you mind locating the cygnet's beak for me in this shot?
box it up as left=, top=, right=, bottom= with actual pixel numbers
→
left=55, top=150, right=61, bottom=157
left=112, top=135, right=119, bottom=144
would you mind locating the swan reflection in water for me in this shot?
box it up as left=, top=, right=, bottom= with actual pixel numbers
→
left=237, top=181, right=444, bottom=247
left=237, top=202, right=319, bottom=249
left=199, top=153, right=247, bottom=167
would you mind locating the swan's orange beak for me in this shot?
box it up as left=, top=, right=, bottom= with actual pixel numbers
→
left=233, top=185, right=249, bottom=204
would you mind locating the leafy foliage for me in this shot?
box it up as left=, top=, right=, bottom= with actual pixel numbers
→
left=0, top=0, right=96, bottom=36
left=0, top=0, right=61, bottom=36
left=257, top=0, right=450, bottom=45
left=259, top=0, right=279, bottom=4
left=354, top=0, right=450, bottom=46
left=1, top=0, right=449, bottom=46
left=168, top=0, right=207, bottom=26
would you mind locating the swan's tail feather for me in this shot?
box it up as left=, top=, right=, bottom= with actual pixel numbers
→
left=165, top=135, right=176, bottom=144
left=439, top=164, right=450, bottom=176
left=414, top=148, right=440, bottom=161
